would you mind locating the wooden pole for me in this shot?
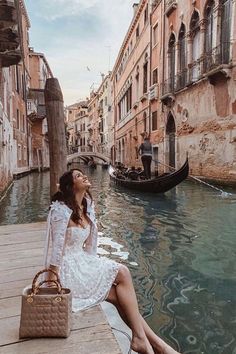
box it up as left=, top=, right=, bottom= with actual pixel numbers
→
left=44, top=78, right=67, bottom=197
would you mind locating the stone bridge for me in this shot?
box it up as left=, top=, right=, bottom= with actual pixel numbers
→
left=67, top=152, right=110, bottom=164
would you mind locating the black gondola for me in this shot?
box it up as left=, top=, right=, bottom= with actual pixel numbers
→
left=108, top=158, right=189, bottom=193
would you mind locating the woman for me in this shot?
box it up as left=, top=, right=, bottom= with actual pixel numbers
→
left=44, top=169, right=180, bottom=354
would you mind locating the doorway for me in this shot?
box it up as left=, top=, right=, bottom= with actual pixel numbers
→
left=166, top=114, right=176, bottom=168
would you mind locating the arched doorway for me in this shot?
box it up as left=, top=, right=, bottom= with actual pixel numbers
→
left=166, top=114, right=176, bottom=168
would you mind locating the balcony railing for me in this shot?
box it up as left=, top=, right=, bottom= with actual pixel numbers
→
left=203, top=43, right=231, bottom=73
left=188, top=60, right=202, bottom=84
left=161, top=77, right=175, bottom=96
left=175, top=69, right=188, bottom=91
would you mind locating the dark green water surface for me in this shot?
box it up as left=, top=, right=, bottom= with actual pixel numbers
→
left=0, top=167, right=236, bottom=354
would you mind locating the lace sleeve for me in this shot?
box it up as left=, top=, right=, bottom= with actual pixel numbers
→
left=49, top=207, right=70, bottom=267
left=84, top=200, right=98, bottom=255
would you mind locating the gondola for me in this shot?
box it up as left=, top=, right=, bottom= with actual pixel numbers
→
left=108, top=158, right=189, bottom=193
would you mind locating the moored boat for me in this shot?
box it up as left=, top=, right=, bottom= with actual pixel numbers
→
left=108, top=158, right=189, bottom=193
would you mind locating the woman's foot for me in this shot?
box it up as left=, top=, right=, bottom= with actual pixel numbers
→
left=131, top=335, right=155, bottom=354
left=152, top=342, right=180, bottom=354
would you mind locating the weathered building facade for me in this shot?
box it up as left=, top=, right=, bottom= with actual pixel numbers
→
left=109, top=0, right=236, bottom=183
left=0, top=0, right=23, bottom=194
left=66, top=101, right=89, bottom=154
left=0, top=0, right=54, bottom=196
left=159, top=0, right=236, bottom=182
left=27, top=49, right=53, bottom=171
left=112, top=0, right=151, bottom=167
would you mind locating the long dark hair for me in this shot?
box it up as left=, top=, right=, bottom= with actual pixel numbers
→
left=51, top=169, right=92, bottom=225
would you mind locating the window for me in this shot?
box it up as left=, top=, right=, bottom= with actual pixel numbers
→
left=136, top=25, right=140, bottom=39
left=220, top=0, right=232, bottom=63
left=144, top=5, right=148, bottom=25
left=18, top=144, right=22, bottom=161
left=135, top=67, right=140, bottom=101
left=118, top=85, right=132, bottom=120
left=190, top=11, right=201, bottom=81
left=143, top=55, right=148, bottom=94
left=178, top=23, right=187, bottom=89
left=16, top=109, right=20, bottom=130
left=205, top=1, right=214, bottom=54
left=153, top=68, right=158, bottom=84
left=153, top=24, right=158, bottom=46
left=22, top=114, right=25, bottom=133
left=168, top=33, right=176, bottom=91
left=24, top=146, right=27, bottom=161
left=152, top=111, right=158, bottom=131
left=15, top=66, right=20, bottom=93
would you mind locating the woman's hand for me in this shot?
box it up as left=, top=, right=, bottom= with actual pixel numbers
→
left=47, top=265, right=59, bottom=287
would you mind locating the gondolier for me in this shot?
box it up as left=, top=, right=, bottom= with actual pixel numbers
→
left=138, top=136, right=153, bottom=179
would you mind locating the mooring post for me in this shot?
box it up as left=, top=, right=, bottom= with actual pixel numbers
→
left=44, top=78, right=67, bottom=197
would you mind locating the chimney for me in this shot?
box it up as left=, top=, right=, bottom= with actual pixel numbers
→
left=133, top=3, right=139, bottom=16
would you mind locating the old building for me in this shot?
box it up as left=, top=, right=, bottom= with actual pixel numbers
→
left=160, top=0, right=236, bottom=182
left=112, top=0, right=151, bottom=167
left=96, top=73, right=113, bottom=157
left=0, top=0, right=23, bottom=195
left=11, top=0, right=31, bottom=177
left=27, top=49, right=53, bottom=171
left=149, top=0, right=163, bottom=175
left=87, top=91, right=99, bottom=153
left=66, top=101, right=89, bottom=154
left=108, top=0, right=236, bottom=183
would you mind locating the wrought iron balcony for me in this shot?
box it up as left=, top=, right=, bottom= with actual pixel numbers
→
left=165, top=0, right=177, bottom=16
left=175, top=69, right=188, bottom=91
left=203, top=43, right=231, bottom=73
left=160, top=77, right=175, bottom=105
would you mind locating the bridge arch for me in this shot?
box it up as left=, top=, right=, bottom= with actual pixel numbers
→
left=67, top=152, right=110, bottom=164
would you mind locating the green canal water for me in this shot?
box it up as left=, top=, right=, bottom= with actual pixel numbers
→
left=0, top=167, right=236, bottom=354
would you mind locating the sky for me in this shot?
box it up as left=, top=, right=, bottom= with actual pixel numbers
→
left=24, top=0, right=136, bottom=106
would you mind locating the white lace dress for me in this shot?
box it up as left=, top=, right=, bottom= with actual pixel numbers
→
left=59, top=225, right=120, bottom=312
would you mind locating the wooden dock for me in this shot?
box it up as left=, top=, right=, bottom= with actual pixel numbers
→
left=0, top=223, right=122, bottom=354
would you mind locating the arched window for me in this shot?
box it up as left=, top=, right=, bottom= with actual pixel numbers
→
left=205, top=0, right=214, bottom=53
left=135, top=66, right=140, bottom=101
left=190, top=10, right=201, bottom=81
left=220, top=0, right=232, bottom=63
left=143, top=53, right=148, bottom=94
left=178, top=23, right=187, bottom=89
left=168, top=33, right=176, bottom=92
left=204, top=0, right=215, bottom=72
left=143, top=111, right=147, bottom=133
left=166, top=114, right=176, bottom=168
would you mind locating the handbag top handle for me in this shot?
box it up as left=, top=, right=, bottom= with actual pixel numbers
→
left=32, top=269, right=62, bottom=292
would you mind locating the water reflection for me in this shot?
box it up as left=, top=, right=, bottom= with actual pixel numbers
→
left=0, top=167, right=236, bottom=354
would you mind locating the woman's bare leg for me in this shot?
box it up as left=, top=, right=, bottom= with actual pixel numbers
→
left=107, top=265, right=154, bottom=354
left=107, top=283, right=180, bottom=354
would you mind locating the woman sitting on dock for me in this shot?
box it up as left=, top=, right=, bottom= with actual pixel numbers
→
left=43, top=169, right=180, bottom=354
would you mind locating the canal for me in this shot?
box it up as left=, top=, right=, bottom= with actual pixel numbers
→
left=0, top=167, right=236, bottom=354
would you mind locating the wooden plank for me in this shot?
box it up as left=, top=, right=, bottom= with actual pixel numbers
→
left=0, top=241, right=43, bottom=253
left=0, top=231, right=44, bottom=246
left=0, top=324, right=121, bottom=354
left=0, top=248, right=43, bottom=261
left=0, top=223, right=46, bottom=235
left=0, top=306, right=111, bottom=346
left=0, top=222, right=122, bottom=354
left=0, top=266, right=40, bottom=284
left=0, top=256, right=42, bottom=271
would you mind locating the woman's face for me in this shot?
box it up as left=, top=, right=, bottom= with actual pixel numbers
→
left=72, top=170, right=91, bottom=191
